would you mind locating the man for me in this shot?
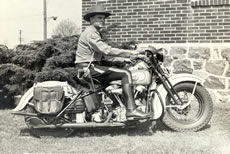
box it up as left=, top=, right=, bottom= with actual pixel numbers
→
left=75, top=5, right=152, bottom=119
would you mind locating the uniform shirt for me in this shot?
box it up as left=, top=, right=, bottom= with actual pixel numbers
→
left=75, top=25, right=138, bottom=64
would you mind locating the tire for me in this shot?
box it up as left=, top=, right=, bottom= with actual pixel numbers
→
left=162, top=82, right=213, bottom=132
left=24, top=106, right=75, bottom=137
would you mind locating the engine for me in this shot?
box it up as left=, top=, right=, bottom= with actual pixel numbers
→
left=64, top=98, right=86, bottom=123
left=129, top=61, right=151, bottom=85
left=64, top=92, right=107, bottom=123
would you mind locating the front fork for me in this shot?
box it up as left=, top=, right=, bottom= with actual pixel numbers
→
left=165, top=81, right=198, bottom=110
left=154, top=65, right=197, bottom=110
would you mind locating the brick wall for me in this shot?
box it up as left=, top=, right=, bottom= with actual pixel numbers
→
left=82, top=0, right=230, bottom=104
left=82, top=0, right=230, bottom=43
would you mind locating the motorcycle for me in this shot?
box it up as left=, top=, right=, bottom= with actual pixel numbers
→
left=12, top=46, right=213, bottom=137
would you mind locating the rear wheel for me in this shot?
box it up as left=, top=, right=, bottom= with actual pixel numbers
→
left=162, top=82, right=213, bottom=132
left=24, top=106, right=75, bottom=137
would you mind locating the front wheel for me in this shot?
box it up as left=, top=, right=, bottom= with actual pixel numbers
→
left=162, top=82, right=213, bottom=132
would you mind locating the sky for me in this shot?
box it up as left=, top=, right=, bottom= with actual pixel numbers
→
left=0, top=0, right=82, bottom=48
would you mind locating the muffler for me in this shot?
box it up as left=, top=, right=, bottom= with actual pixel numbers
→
left=33, top=122, right=125, bottom=129
left=12, top=111, right=38, bottom=117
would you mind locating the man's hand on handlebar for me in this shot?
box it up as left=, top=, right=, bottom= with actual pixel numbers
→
left=131, top=49, right=145, bottom=55
left=130, top=49, right=146, bottom=58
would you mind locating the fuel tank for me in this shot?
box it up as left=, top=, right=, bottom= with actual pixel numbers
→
left=131, top=70, right=151, bottom=85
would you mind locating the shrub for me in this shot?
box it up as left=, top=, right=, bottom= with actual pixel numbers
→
left=0, top=26, right=137, bottom=108
left=0, top=35, right=79, bottom=108
left=0, top=45, right=15, bottom=64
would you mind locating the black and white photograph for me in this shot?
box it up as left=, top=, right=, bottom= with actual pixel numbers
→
left=0, top=0, right=230, bottom=153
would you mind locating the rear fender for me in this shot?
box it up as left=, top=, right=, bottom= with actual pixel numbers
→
left=13, top=81, right=78, bottom=112
left=151, top=73, right=204, bottom=119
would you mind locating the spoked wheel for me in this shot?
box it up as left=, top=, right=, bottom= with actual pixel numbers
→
left=24, top=106, right=75, bottom=137
left=162, top=82, right=213, bottom=132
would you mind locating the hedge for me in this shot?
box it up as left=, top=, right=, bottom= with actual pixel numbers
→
left=0, top=26, right=137, bottom=108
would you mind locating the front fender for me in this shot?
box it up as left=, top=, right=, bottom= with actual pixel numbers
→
left=13, top=81, right=78, bottom=112
left=151, top=73, right=204, bottom=119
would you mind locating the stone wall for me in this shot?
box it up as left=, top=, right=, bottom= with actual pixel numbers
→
left=82, top=0, right=230, bottom=104
left=138, top=43, right=230, bottom=104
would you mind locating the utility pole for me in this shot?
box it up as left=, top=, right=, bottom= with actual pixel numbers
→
left=19, top=30, right=23, bottom=44
left=43, top=0, right=47, bottom=40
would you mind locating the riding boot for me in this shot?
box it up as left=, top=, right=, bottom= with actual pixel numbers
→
left=122, top=84, right=153, bottom=119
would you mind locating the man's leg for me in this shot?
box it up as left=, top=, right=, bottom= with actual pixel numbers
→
left=92, top=65, right=152, bottom=118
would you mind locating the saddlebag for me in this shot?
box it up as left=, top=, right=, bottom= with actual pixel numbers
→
left=33, top=86, right=64, bottom=115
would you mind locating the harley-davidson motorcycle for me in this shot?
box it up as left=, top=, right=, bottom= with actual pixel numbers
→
left=12, top=46, right=213, bottom=137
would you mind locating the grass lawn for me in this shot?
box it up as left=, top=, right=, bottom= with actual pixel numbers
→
left=0, top=103, right=230, bottom=154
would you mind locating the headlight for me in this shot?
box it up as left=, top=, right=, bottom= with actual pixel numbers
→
left=156, top=50, right=164, bottom=62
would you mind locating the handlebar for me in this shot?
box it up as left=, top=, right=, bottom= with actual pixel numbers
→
left=142, top=46, right=165, bottom=62
left=145, top=46, right=164, bottom=57
left=130, top=46, right=165, bottom=63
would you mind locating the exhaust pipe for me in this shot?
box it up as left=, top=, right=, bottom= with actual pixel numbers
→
left=33, top=122, right=125, bottom=129
left=12, top=111, right=38, bottom=117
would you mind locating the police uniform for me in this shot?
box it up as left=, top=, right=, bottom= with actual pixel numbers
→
left=75, top=5, right=152, bottom=118
left=75, top=25, right=133, bottom=84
